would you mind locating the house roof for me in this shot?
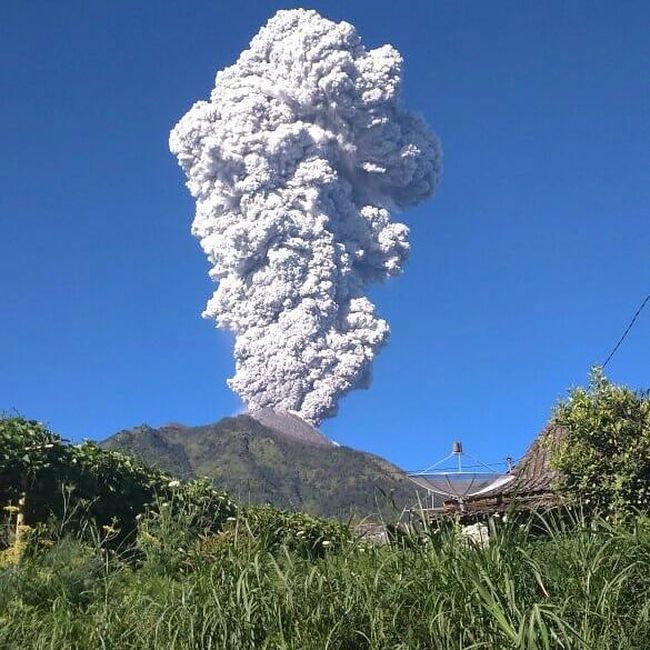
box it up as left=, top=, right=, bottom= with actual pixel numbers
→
left=445, top=423, right=565, bottom=515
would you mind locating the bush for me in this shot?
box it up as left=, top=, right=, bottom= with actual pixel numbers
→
left=551, top=367, right=650, bottom=519
left=136, top=481, right=237, bottom=574
left=241, top=503, right=351, bottom=557
left=0, top=416, right=236, bottom=550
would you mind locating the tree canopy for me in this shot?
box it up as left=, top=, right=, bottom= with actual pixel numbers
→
left=551, top=368, right=650, bottom=518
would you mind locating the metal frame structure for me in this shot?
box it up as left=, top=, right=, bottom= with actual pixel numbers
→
left=406, top=441, right=506, bottom=514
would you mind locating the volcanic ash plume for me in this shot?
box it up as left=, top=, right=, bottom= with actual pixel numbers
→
left=169, top=9, right=440, bottom=424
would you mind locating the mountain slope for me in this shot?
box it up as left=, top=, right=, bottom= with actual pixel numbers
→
left=101, top=414, right=415, bottom=519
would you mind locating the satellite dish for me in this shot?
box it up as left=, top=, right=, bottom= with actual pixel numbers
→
left=407, top=441, right=504, bottom=504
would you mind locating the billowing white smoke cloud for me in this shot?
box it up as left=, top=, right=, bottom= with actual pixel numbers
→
left=170, top=9, right=440, bottom=424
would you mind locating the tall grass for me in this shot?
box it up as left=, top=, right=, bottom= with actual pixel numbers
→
left=1, top=507, right=649, bottom=649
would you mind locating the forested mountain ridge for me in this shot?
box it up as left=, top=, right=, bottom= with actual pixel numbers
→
left=101, top=413, right=416, bottom=519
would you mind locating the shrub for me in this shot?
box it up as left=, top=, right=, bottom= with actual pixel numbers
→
left=239, top=503, right=351, bottom=557
left=551, top=367, right=650, bottom=519
left=0, top=416, right=236, bottom=549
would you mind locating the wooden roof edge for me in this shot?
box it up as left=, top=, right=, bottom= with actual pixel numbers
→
left=459, top=422, right=566, bottom=503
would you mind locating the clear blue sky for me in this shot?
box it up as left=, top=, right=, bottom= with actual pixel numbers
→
left=1, top=0, right=648, bottom=471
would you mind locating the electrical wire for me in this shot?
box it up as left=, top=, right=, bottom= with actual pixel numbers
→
left=602, top=293, right=650, bottom=369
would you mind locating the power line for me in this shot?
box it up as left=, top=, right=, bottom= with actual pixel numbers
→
left=602, top=293, right=650, bottom=369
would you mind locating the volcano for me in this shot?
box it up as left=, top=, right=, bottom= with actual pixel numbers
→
left=101, top=413, right=415, bottom=519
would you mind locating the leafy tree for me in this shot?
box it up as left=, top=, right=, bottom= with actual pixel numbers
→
left=551, top=367, right=650, bottom=518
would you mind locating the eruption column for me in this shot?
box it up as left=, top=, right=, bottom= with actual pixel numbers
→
left=170, top=9, right=440, bottom=424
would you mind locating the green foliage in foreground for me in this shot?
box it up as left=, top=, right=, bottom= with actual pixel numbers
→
left=1, top=507, right=649, bottom=650
left=551, top=368, right=650, bottom=519
left=0, top=416, right=237, bottom=548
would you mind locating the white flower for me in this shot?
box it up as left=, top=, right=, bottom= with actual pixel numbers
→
left=168, top=480, right=181, bottom=488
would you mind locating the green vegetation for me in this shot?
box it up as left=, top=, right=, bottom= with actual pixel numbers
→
left=1, top=503, right=649, bottom=649
left=101, top=416, right=415, bottom=519
left=3, top=381, right=650, bottom=650
left=0, top=416, right=236, bottom=551
left=551, top=367, right=650, bottom=519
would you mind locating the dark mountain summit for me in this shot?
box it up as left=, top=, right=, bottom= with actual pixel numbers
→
left=101, top=412, right=416, bottom=519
